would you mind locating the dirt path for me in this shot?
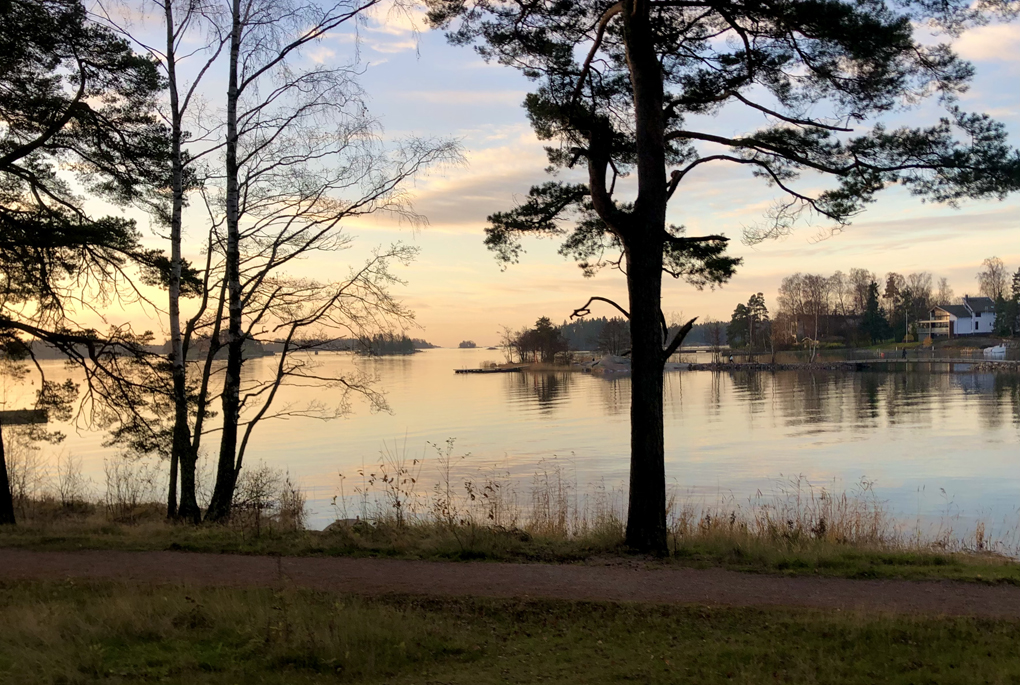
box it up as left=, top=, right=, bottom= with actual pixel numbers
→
left=4, top=548, right=1020, bottom=617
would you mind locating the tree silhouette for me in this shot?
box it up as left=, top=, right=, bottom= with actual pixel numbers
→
left=427, top=0, right=1020, bottom=552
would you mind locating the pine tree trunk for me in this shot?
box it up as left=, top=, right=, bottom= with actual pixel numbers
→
left=0, top=417, right=15, bottom=525
left=624, top=243, right=667, bottom=553
left=621, top=0, right=669, bottom=554
left=206, top=0, right=243, bottom=522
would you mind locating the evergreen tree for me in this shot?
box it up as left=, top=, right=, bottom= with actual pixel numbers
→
left=1, top=0, right=171, bottom=525
left=861, top=282, right=891, bottom=344
left=0, top=0, right=171, bottom=322
left=746, top=293, right=770, bottom=348
left=727, top=304, right=750, bottom=349
left=596, top=318, right=631, bottom=355
left=993, top=295, right=1018, bottom=337
left=427, top=0, right=1020, bottom=552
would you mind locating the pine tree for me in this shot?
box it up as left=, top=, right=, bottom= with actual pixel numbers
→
left=1, top=0, right=171, bottom=525
left=861, top=282, right=891, bottom=344
left=427, top=0, right=1020, bottom=552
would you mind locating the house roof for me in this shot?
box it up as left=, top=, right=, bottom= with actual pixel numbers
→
left=937, top=305, right=972, bottom=318
left=964, top=296, right=996, bottom=313
left=932, top=297, right=997, bottom=319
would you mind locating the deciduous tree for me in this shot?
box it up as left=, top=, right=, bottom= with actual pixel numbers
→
left=201, top=0, right=458, bottom=521
left=937, top=277, right=955, bottom=306
left=977, top=256, right=1009, bottom=300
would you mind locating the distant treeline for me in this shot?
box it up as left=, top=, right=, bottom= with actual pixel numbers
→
left=356, top=333, right=436, bottom=356
left=559, top=316, right=723, bottom=351
left=724, top=257, right=1017, bottom=348
left=496, top=316, right=722, bottom=362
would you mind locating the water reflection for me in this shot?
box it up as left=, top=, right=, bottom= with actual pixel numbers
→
left=500, top=368, right=1020, bottom=436
left=10, top=352, right=1020, bottom=530
left=597, top=376, right=630, bottom=416
left=994, top=375, right=1020, bottom=427
left=504, top=371, right=574, bottom=414
left=674, top=370, right=1020, bottom=436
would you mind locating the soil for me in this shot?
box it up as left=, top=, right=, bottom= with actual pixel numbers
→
left=4, top=549, right=1020, bottom=617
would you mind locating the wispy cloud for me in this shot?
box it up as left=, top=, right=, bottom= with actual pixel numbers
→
left=953, top=23, right=1020, bottom=63
left=397, top=90, right=528, bottom=107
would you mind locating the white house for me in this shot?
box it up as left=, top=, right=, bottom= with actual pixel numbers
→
left=917, top=296, right=997, bottom=338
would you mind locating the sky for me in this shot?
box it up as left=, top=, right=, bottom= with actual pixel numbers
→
left=97, top=3, right=1020, bottom=348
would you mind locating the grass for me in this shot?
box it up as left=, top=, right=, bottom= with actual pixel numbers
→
left=3, top=580, right=1020, bottom=684
left=4, top=432, right=1019, bottom=583
left=3, top=516, right=1020, bottom=585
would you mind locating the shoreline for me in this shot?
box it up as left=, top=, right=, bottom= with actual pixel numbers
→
left=496, top=359, right=1020, bottom=374
left=685, top=359, right=1020, bottom=372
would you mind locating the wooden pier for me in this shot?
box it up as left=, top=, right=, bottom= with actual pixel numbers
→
left=454, top=366, right=525, bottom=374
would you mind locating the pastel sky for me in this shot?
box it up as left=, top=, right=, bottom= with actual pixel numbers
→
left=101, top=4, right=1020, bottom=348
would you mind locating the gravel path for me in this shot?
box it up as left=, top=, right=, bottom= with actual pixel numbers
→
left=3, top=548, right=1020, bottom=617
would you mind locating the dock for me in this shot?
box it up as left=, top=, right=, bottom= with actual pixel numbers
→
left=454, top=366, right=525, bottom=374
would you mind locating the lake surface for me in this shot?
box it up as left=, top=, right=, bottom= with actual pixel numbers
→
left=5, top=349, right=1020, bottom=533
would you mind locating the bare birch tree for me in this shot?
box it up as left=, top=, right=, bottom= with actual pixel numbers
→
left=95, top=0, right=231, bottom=520
left=201, top=0, right=457, bottom=520
left=936, top=277, right=955, bottom=306
left=977, top=257, right=1009, bottom=300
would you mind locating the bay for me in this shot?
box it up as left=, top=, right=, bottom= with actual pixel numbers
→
left=4, top=348, right=1019, bottom=533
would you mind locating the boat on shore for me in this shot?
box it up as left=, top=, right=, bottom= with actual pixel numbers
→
left=983, top=344, right=1008, bottom=359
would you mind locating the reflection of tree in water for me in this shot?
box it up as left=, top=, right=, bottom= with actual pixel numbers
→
left=772, top=372, right=836, bottom=427
left=505, top=372, right=574, bottom=414
left=729, top=370, right=768, bottom=418
left=854, top=373, right=883, bottom=422
left=992, top=373, right=1020, bottom=427
left=882, top=372, right=936, bottom=427
left=707, top=371, right=723, bottom=419
left=769, top=371, right=892, bottom=429
left=663, top=373, right=683, bottom=421
left=760, top=370, right=987, bottom=431
left=597, top=376, right=630, bottom=416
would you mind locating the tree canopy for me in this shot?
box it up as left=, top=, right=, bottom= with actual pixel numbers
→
left=429, top=0, right=1019, bottom=266
left=0, top=0, right=172, bottom=334
left=428, top=0, right=1020, bottom=552
left=0, top=0, right=173, bottom=525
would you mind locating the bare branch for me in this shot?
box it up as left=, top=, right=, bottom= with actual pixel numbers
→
left=571, top=296, right=630, bottom=320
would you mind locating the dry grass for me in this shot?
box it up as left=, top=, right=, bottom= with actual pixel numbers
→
left=2, top=433, right=1018, bottom=580
left=2, top=428, right=304, bottom=536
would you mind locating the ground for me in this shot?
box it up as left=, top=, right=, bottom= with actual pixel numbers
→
left=4, top=548, right=1020, bottom=616
left=5, top=549, right=1020, bottom=683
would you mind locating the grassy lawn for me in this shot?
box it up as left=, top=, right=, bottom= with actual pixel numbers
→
left=3, top=520, right=1020, bottom=584
left=1, top=581, right=1019, bottom=684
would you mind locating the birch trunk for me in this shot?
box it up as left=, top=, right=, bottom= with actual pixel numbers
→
left=0, top=417, right=15, bottom=525
left=163, top=0, right=201, bottom=523
left=206, top=0, right=244, bottom=522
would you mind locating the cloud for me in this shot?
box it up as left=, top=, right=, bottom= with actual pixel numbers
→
left=396, top=90, right=528, bottom=107
left=364, top=3, right=429, bottom=35
left=368, top=38, right=418, bottom=54
left=321, top=5, right=424, bottom=55
left=953, top=23, right=1020, bottom=63
left=392, top=128, right=559, bottom=231
left=306, top=46, right=337, bottom=64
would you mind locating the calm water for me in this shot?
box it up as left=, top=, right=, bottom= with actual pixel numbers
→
left=6, top=349, right=1020, bottom=530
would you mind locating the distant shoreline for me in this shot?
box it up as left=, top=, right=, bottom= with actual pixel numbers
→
left=686, top=359, right=1020, bottom=373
